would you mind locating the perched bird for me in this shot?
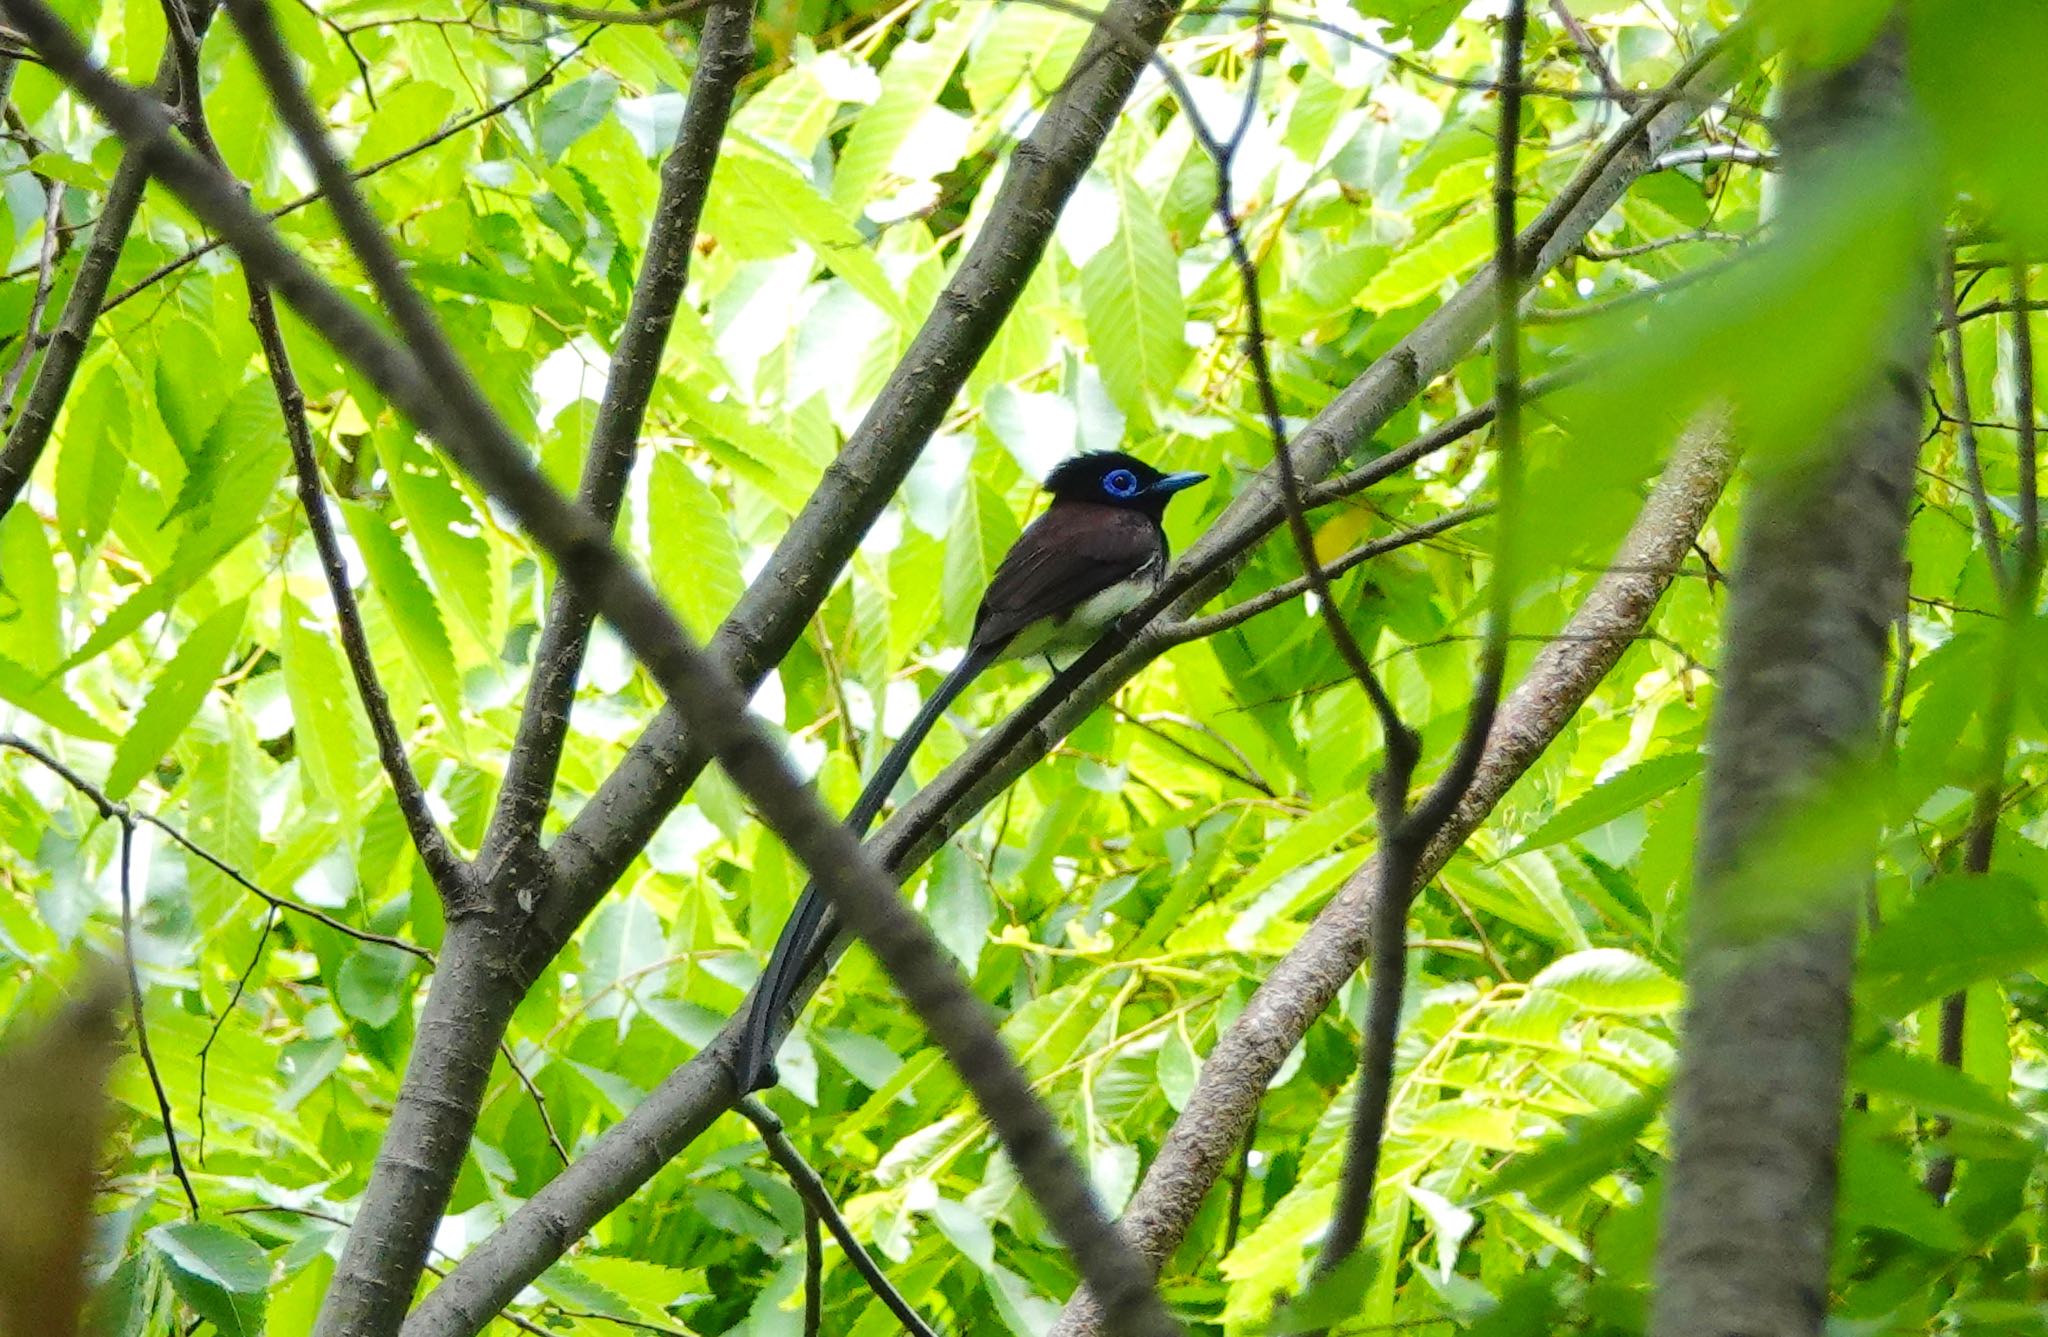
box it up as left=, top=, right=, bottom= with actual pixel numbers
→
left=738, top=450, right=1208, bottom=1092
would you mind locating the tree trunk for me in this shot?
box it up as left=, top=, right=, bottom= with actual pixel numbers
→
left=1650, top=24, right=1935, bottom=1337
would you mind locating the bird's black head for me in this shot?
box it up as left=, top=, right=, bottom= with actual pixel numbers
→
left=1042, top=451, right=1207, bottom=519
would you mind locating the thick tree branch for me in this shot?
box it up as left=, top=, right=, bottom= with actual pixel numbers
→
left=0, top=3, right=1180, bottom=1333
left=424, top=46, right=1733, bottom=1325
left=1053, top=419, right=1735, bottom=1336
left=1649, top=26, right=1934, bottom=1337
left=483, top=0, right=755, bottom=865
left=527, top=0, right=1184, bottom=951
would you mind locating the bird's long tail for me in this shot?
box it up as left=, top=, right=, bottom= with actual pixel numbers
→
left=738, top=643, right=999, bottom=1092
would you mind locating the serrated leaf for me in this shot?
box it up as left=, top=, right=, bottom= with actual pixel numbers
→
left=927, top=842, right=994, bottom=971
left=105, top=598, right=247, bottom=799
left=539, top=74, right=618, bottom=160
left=1528, top=949, right=1681, bottom=1014
left=0, top=654, right=114, bottom=741
left=1484, top=1084, right=1666, bottom=1207
left=1849, top=1046, right=2022, bottom=1128
left=1356, top=211, right=1492, bottom=311
left=940, top=474, right=1019, bottom=639
left=279, top=593, right=369, bottom=817
left=163, top=378, right=285, bottom=531
left=379, top=436, right=498, bottom=649
left=1860, top=873, right=2048, bottom=1017
left=338, top=500, right=467, bottom=733
left=1081, top=172, right=1187, bottom=423
left=1504, top=753, right=1704, bottom=858
left=648, top=451, right=744, bottom=640
left=832, top=16, right=977, bottom=212
left=716, top=141, right=907, bottom=324
left=150, top=1223, right=268, bottom=1337
left=54, top=363, right=129, bottom=556
left=0, top=504, right=63, bottom=671
left=930, top=1197, right=995, bottom=1272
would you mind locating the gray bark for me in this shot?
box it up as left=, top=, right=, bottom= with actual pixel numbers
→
left=1051, top=424, right=1735, bottom=1336
left=1650, top=25, right=1935, bottom=1337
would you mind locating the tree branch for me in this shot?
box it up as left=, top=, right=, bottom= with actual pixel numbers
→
left=1311, top=0, right=1530, bottom=1293
left=0, top=3, right=1180, bottom=1332
left=1052, top=419, right=1734, bottom=1336
left=736, top=1098, right=939, bottom=1337
left=418, top=41, right=1732, bottom=1327
left=526, top=0, right=1184, bottom=958
left=0, top=50, right=167, bottom=523
left=483, top=0, right=755, bottom=873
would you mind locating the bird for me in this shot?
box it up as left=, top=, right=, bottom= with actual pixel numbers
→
left=737, top=450, right=1209, bottom=1093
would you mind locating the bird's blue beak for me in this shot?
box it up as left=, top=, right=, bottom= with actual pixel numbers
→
left=1152, top=471, right=1208, bottom=495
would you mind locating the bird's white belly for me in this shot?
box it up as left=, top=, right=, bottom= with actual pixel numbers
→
left=999, top=567, right=1160, bottom=662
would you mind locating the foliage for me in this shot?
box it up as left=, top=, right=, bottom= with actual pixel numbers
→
left=2, top=1, right=2046, bottom=1335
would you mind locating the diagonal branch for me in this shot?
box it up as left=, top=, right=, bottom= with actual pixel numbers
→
left=483, top=0, right=755, bottom=871
left=156, top=0, right=477, bottom=907
left=523, top=0, right=1185, bottom=957
left=0, top=47, right=174, bottom=523
left=428, top=44, right=1735, bottom=1326
left=0, top=4, right=1181, bottom=1334
left=1052, top=419, right=1734, bottom=1336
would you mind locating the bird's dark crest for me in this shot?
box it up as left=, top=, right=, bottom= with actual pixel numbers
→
left=1042, top=450, right=1164, bottom=498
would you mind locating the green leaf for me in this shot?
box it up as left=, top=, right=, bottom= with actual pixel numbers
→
left=1270, top=1250, right=1376, bottom=1335
left=1081, top=171, right=1187, bottom=423
left=714, top=140, right=908, bottom=325
left=150, top=1222, right=269, bottom=1337
left=929, top=1197, right=995, bottom=1272
left=540, top=74, right=619, bottom=160
left=339, top=500, right=467, bottom=734
left=279, top=593, right=369, bottom=818
left=832, top=15, right=977, bottom=212
left=927, top=842, right=994, bottom=972
left=647, top=451, right=745, bottom=640
left=105, top=598, right=247, bottom=799
left=1528, top=949, right=1680, bottom=1014
left=1859, top=873, right=2048, bottom=1017
left=1503, top=753, right=1704, bottom=858
left=378, top=436, right=499, bottom=651
left=1484, top=1084, right=1667, bottom=1208
left=0, top=654, right=115, bottom=741
left=1849, top=1047, right=2022, bottom=1129
left=0, top=503, right=63, bottom=672
left=54, top=363, right=129, bottom=556
left=940, top=474, right=1019, bottom=640
left=1355, top=211, right=1491, bottom=312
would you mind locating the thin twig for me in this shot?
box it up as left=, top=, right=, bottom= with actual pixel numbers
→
left=1941, top=249, right=2008, bottom=592
left=161, top=0, right=480, bottom=911
left=97, top=36, right=595, bottom=317
left=0, top=170, right=64, bottom=424
left=197, top=906, right=275, bottom=1162
left=1165, top=506, right=1494, bottom=643
left=492, top=0, right=712, bottom=24
left=499, top=1041, right=570, bottom=1164
left=116, top=822, right=203, bottom=1216
left=736, top=1098, right=940, bottom=1337
left=1578, top=228, right=1745, bottom=261
left=1547, top=0, right=1629, bottom=107
left=1313, top=0, right=1530, bottom=1288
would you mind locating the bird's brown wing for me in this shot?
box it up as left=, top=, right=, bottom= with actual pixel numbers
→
left=970, top=503, right=1165, bottom=653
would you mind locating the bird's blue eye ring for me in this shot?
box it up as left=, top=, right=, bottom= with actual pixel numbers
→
left=1104, top=468, right=1140, bottom=497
